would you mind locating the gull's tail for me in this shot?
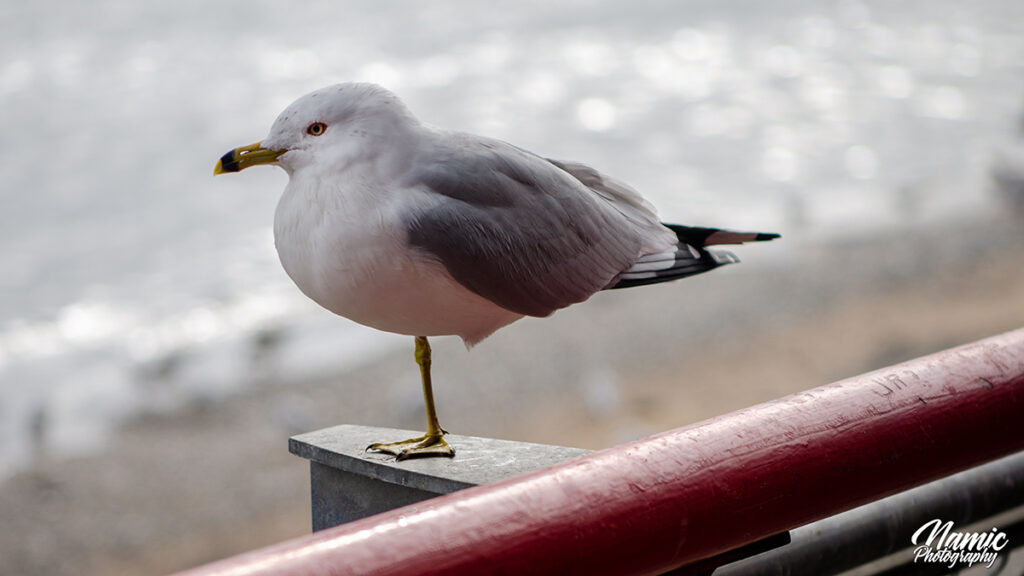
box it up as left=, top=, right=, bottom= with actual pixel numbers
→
left=608, top=224, right=779, bottom=290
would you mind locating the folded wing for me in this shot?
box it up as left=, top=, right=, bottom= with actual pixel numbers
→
left=402, top=134, right=674, bottom=317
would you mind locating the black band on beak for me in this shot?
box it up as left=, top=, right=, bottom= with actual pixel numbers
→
left=218, top=149, right=241, bottom=173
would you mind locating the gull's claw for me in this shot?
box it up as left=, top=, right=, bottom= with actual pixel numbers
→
left=367, top=433, right=455, bottom=461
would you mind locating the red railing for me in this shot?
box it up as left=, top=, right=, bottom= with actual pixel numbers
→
left=177, top=328, right=1024, bottom=576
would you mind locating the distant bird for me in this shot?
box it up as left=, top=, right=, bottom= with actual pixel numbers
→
left=215, top=83, right=778, bottom=459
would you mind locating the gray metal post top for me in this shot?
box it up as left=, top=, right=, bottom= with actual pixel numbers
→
left=290, top=424, right=591, bottom=493
left=290, top=424, right=592, bottom=530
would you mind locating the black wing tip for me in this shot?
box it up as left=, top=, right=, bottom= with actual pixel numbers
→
left=663, top=224, right=780, bottom=246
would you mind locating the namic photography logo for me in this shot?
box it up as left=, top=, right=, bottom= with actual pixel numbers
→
left=911, top=518, right=1010, bottom=570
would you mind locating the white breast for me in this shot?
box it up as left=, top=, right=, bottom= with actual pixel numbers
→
left=273, top=172, right=522, bottom=346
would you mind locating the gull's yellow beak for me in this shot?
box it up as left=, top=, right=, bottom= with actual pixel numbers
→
left=214, top=141, right=286, bottom=175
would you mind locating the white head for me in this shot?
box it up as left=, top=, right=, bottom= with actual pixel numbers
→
left=215, top=83, right=420, bottom=177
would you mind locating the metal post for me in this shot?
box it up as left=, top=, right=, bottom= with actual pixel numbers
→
left=288, top=424, right=590, bottom=529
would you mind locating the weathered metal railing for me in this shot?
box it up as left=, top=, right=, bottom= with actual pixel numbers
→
left=177, top=328, right=1024, bottom=576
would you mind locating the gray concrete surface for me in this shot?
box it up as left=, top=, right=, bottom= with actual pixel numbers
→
left=290, top=424, right=591, bottom=529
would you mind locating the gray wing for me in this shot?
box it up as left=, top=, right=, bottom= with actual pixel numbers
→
left=401, top=133, right=674, bottom=318
left=545, top=159, right=665, bottom=230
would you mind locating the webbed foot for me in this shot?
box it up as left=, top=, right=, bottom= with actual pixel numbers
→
left=367, top=432, right=455, bottom=461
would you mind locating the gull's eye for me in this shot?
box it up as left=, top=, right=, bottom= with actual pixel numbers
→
left=306, top=122, right=327, bottom=136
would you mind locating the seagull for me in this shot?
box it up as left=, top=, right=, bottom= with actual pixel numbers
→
left=215, top=83, right=778, bottom=460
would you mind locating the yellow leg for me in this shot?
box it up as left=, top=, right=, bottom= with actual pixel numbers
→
left=367, top=336, right=455, bottom=460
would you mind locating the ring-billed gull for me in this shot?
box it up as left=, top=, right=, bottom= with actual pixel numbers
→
left=215, top=83, right=778, bottom=459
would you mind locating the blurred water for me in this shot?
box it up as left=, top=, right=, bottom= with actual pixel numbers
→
left=0, top=0, right=1021, bottom=478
